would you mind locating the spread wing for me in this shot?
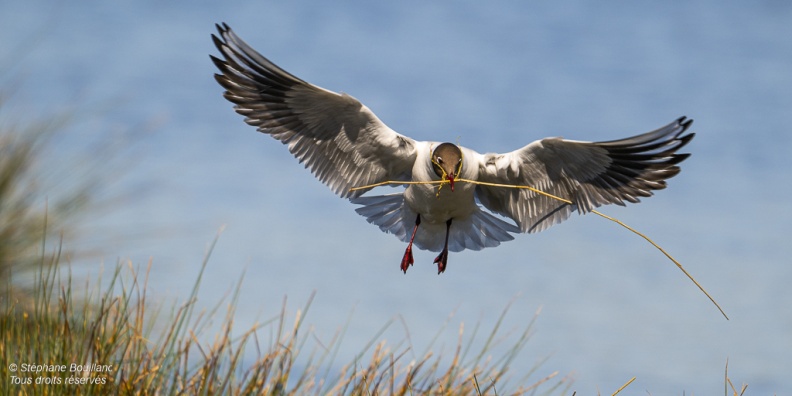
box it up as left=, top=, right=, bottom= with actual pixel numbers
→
left=476, top=117, right=694, bottom=233
left=210, top=23, right=417, bottom=198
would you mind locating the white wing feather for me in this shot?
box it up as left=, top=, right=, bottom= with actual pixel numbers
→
left=212, top=23, right=417, bottom=198
left=477, top=117, right=694, bottom=233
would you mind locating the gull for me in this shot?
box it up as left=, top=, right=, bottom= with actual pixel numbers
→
left=210, top=23, right=694, bottom=275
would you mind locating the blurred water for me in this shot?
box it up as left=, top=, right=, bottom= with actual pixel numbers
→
left=2, top=1, right=791, bottom=393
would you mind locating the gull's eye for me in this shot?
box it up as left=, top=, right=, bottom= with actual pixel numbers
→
left=437, top=157, right=443, bottom=164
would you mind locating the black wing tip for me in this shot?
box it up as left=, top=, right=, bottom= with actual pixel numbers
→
left=676, top=132, right=695, bottom=151
left=677, top=115, right=692, bottom=126
left=212, top=23, right=249, bottom=62
left=215, top=22, right=231, bottom=35
left=673, top=117, right=695, bottom=157
left=210, top=33, right=224, bottom=50
left=648, top=116, right=696, bottom=147
left=211, top=23, right=238, bottom=56
left=209, top=54, right=225, bottom=68
left=676, top=115, right=694, bottom=137
left=662, top=153, right=691, bottom=168
left=211, top=23, right=230, bottom=46
left=210, top=29, right=232, bottom=66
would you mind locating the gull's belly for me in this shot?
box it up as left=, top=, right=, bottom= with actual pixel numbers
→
left=404, top=182, right=477, bottom=225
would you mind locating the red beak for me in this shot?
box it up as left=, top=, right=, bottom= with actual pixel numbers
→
left=447, top=173, right=455, bottom=192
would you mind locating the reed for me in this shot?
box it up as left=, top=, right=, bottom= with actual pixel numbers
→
left=1, top=243, right=569, bottom=395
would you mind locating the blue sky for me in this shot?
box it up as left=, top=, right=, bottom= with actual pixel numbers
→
left=2, top=1, right=791, bottom=393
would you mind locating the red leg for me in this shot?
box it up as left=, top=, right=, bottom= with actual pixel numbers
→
left=433, top=219, right=452, bottom=274
left=401, top=215, right=421, bottom=274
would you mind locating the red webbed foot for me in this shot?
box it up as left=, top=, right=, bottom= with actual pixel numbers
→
left=401, top=246, right=414, bottom=274
left=433, top=249, right=448, bottom=274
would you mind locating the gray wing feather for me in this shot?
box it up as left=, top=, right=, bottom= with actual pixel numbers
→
left=211, top=23, right=417, bottom=198
left=477, top=117, right=694, bottom=233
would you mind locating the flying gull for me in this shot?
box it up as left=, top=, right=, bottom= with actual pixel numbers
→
left=210, top=23, right=694, bottom=274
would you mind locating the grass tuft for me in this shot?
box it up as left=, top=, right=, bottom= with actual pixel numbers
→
left=1, top=237, right=567, bottom=395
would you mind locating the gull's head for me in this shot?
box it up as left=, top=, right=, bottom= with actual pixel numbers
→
left=431, top=143, right=463, bottom=192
